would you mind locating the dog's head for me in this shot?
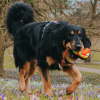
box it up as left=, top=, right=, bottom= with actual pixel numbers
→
left=51, top=23, right=91, bottom=63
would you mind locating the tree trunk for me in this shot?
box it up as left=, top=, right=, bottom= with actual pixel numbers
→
left=90, top=0, right=98, bottom=25
left=0, top=33, right=17, bottom=79
left=0, top=33, right=5, bottom=76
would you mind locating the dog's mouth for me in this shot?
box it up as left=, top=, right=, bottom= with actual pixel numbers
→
left=61, top=47, right=79, bottom=66
left=68, top=49, right=79, bottom=60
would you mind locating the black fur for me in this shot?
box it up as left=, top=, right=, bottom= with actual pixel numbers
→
left=6, top=2, right=91, bottom=81
left=6, top=2, right=34, bottom=36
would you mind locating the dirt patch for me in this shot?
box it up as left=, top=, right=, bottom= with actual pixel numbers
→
left=77, top=66, right=100, bottom=74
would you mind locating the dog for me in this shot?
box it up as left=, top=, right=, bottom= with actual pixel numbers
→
left=6, top=2, right=91, bottom=96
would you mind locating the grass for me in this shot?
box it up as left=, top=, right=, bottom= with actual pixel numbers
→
left=4, top=47, right=15, bottom=69
left=0, top=70, right=100, bottom=100
left=91, top=51, right=100, bottom=62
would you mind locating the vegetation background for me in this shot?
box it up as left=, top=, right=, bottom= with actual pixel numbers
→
left=0, top=0, right=100, bottom=76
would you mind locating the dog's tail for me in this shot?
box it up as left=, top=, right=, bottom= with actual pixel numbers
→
left=6, top=2, right=34, bottom=36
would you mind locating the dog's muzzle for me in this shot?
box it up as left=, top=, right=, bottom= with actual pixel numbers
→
left=75, top=44, right=81, bottom=51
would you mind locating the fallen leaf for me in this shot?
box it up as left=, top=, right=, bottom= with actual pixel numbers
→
left=36, top=91, right=43, bottom=96
left=29, top=93, right=33, bottom=95
left=67, top=96, right=74, bottom=100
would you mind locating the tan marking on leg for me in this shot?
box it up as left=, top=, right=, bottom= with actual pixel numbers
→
left=37, top=67, right=52, bottom=96
left=19, top=69, right=25, bottom=91
left=24, top=61, right=30, bottom=80
left=19, top=61, right=30, bottom=92
left=25, top=59, right=37, bottom=93
left=63, top=64, right=82, bottom=94
left=46, top=56, right=57, bottom=66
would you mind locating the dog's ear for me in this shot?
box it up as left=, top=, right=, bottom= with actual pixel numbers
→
left=82, top=29, right=91, bottom=48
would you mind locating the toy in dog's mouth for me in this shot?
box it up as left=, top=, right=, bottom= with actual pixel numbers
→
left=61, top=48, right=90, bottom=66
left=72, top=48, right=90, bottom=59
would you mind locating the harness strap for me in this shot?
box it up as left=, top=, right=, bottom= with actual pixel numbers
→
left=61, top=48, right=69, bottom=66
left=41, top=21, right=59, bottom=39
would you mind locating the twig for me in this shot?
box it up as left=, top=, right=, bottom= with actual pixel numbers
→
left=43, top=0, right=60, bottom=20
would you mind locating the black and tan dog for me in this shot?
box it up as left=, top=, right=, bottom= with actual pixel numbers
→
left=6, top=2, right=91, bottom=96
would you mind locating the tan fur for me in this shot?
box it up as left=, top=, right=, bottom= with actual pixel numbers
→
left=71, top=31, right=74, bottom=35
left=63, top=64, right=82, bottom=94
left=63, top=40, right=66, bottom=48
left=62, top=49, right=76, bottom=63
left=65, top=40, right=75, bottom=49
left=19, top=61, right=30, bottom=91
left=19, top=62, right=30, bottom=91
left=46, top=56, right=58, bottom=66
left=70, top=40, right=76, bottom=50
left=37, top=67, right=52, bottom=96
left=19, top=69, right=25, bottom=91
left=78, top=30, right=81, bottom=34
left=62, top=40, right=76, bottom=63
left=65, top=40, right=84, bottom=51
left=65, top=42, right=71, bottom=48
left=19, top=60, right=37, bottom=93
left=25, top=59, right=37, bottom=93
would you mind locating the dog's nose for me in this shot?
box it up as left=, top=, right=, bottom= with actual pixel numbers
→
left=75, top=44, right=81, bottom=51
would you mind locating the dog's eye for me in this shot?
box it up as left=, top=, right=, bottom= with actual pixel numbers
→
left=79, top=35, right=83, bottom=38
left=68, top=34, right=73, bottom=37
left=68, top=35, right=71, bottom=37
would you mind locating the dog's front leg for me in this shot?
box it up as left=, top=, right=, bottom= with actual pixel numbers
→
left=37, top=67, right=52, bottom=96
left=63, top=64, right=82, bottom=94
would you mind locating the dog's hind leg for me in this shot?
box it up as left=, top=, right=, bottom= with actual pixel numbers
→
left=19, top=61, right=30, bottom=92
left=19, top=68, right=25, bottom=91
left=37, top=66, right=52, bottom=96
left=63, top=64, right=82, bottom=95
left=25, top=59, right=37, bottom=93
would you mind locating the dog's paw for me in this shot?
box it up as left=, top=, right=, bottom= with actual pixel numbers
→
left=66, top=87, right=74, bottom=95
left=45, top=89, right=52, bottom=97
left=18, top=81, right=25, bottom=91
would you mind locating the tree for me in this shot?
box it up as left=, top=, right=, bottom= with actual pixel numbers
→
left=0, top=0, right=19, bottom=78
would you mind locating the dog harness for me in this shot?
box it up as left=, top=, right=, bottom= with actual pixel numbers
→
left=61, top=48, right=69, bottom=66
left=41, top=21, right=59, bottom=39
